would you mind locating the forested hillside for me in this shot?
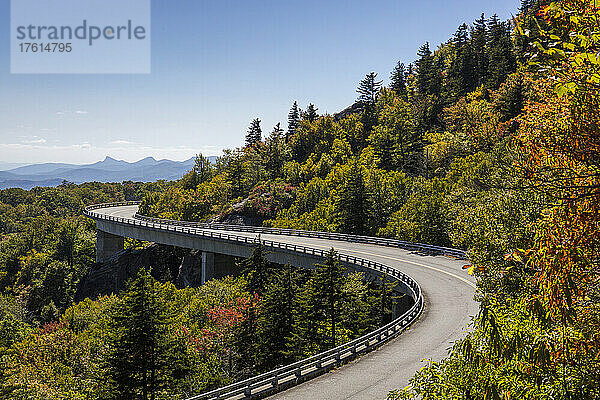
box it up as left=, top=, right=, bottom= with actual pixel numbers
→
left=139, top=0, right=600, bottom=398
left=139, top=8, right=534, bottom=263
left=0, top=180, right=403, bottom=398
left=1, top=0, right=599, bottom=398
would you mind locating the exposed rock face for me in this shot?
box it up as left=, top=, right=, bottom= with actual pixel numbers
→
left=176, top=250, right=203, bottom=288
left=210, top=199, right=263, bottom=226
left=76, top=244, right=202, bottom=301
left=333, top=102, right=364, bottom=121
left=217, top=213, right=262, bottom=226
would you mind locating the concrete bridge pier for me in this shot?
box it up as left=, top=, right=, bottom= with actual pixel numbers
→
left=202, top=251, right=215, bottom=284
left=96, top=230, right=124, bottom=263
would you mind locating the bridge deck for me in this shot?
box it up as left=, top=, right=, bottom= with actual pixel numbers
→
left=91, top=205, right=478, bottom=400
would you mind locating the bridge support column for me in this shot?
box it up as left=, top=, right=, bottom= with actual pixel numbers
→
left=202, top=251, right=215, bottom=284
left=96, top=230, right=124, bottom=264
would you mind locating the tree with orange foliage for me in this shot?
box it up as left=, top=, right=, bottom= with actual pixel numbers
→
left=391, top=2, right=600, bottom=399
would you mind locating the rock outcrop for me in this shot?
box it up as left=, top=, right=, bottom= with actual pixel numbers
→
left=76, top=244, right=202, bottom=301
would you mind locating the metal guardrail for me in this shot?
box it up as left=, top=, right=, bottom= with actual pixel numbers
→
left=87, top=201, right=466, bottom=259
left=133, top=213, right=466, bottom=260
left=84, top=202, right=433, bottom=400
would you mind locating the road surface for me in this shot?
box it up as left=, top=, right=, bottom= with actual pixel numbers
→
left=92, top=205, right=478, bottom=400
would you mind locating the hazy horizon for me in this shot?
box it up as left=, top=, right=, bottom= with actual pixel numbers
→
left=1, top=0, right=520, bottom=165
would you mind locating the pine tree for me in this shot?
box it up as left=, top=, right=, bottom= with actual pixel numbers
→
left=245, top=118, right=262, bottom=147
left=471, top=14, right=489, bottom=87
left=256, top=264, right=296, bottom=370
left=357, top=72, right=383, bottom=105
left=242, top=244, right=272, bottom=296
left=222, top=148, right=245, bottom=197
left=369, top=91, right=423, bottom=174
left=289, top=271, right=321, bottom=358
left=336, top=160, right=371, bottom=235
left=370, top=127, right=397, bottom=170
left=287, top=101, right=300, bottom=139
left=105, top=269, right=173, bottom=400
left=304, top=104, right=319, bottom=122
left=415, top=43, right=433, bottom=95
left=487, top=15, right=517, bottom=89
left=357, top=72, right=383, bottom=134
left=264, top=125, right=291, bottom=178
left=447, top=23, right=476, bottom=99
left=182, top=153, right=213, bottom=189
left=390, top=61, right=408, bottom=100
left=406, top=63, right=416, bottom=99
left=272, top=122, right=283, bottom=136
left=519, top=0, right=543, bottom=13
left=371, top=274, right=398, bottom=326
left=312, top=249, right=346, bottom=348
left=232, top=298, right=259, bottom=378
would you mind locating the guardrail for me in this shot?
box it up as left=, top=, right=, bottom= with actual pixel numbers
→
left=134, top=213, right=466, bottom=260
left=84, top=202, right=429, bottom=400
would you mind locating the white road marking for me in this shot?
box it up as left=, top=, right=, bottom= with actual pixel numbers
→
left=103, top=207, right=476, bottom=289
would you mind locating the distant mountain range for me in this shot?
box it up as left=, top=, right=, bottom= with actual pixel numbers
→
left=0, top=156, right=216, bottom=190
left=0, top=162, right=27, bottom=171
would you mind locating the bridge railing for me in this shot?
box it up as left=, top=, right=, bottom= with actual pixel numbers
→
left=83, top=202, right=441, bottom=399
left=86, top=201, right=465, bottom=259
left=134, top=214, right=466, bottom=260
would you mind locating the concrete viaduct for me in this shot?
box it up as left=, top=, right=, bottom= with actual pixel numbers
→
left=86, top=202, right=478, bottom=400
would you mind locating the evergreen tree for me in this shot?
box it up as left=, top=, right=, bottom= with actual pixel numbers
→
left=357, top=72, right=383, bottom=134
left=242, top=244, right=272, bottom=296
left=242, top=147, right=267, bottom=192
left=336, top=160, right=371, bottom=235
left=519, top=0, right=543, bottom=13
left=471, top=14, right=489, bottom=87
left=447, top=23, right=476, bottom=99
left=291, top=249, right=347, bottom=355
left=390, top=61, right=408, bottom=100
left=304, top=104, right=319, bottom=123
left=287, top=101, right=300, bottom=139
left=182, top=153, right=214, bottom=189
left=222, top=149, right=245, bottom=197
left=414, top=42, right=444, bottom=134
left=289, top=270, right=322, bottom=358
left=256, top=264, right=296, bottom=370
left=232, top=244, right=276, bottom=377
left=272, top=122, right=284, bottom=136
left=371, top=274, right=398, bottom=326
left=232, top=299, right=259, bottom=378
left=105, top=269, right=174, bottom=400
left=487, top=15, right=517, bottom=89
left=357, top=72, right=383, bottom=105
left=193, top=153, right=213, bottom=183
left=415, top=43, right=435, bottom=95
left=264, top=126, right=291, bottom=178
left=370, top=127, right=397, bottom=170
left=312, top=249, right=346, bottom=348
left=245, top=118, right=262, bottom=147
left=406, top=63, right=416, bottom=99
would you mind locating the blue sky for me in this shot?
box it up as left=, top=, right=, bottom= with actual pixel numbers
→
left=0, top=0, right=520, bottom=165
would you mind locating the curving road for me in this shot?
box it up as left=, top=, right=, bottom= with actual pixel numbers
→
left=92, top=205, right=478, bottom=400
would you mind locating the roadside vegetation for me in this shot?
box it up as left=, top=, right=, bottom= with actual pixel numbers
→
left=1, top=0, right=598, bottom=398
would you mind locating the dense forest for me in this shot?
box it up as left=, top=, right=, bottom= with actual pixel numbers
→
left=0, top=181, right=403, bottom=398
left=1, top=0, right=599, bottom=398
